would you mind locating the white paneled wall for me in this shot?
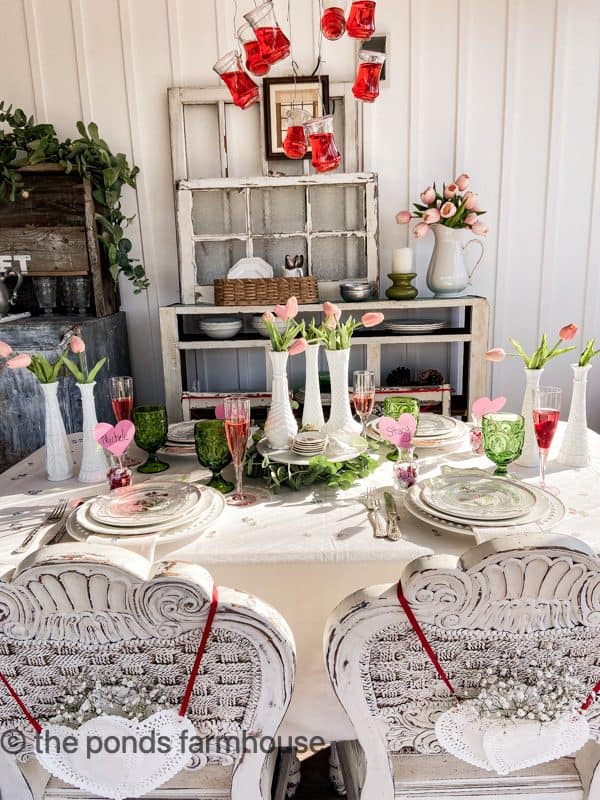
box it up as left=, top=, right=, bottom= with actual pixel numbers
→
left=1, top=0, right=599, bottom=426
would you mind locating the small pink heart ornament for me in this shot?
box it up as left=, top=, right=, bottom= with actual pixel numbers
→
left=378, top=414, right=417, bottom=447
left=94, top=421, right=135, bottom=457
left=215, top=403, right=225, bottom=420
left=472, top=396, right=507, bottom=422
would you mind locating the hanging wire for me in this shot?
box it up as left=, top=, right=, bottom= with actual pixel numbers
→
left=232, top=0, right=240, bottom=53
left=287, top=0, right=301, bottom=80
left=311, top=0, right=325, bottom=78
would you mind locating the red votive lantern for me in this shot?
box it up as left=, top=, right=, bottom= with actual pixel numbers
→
left=353, top=50, right=385, bottom=102
left=244, top=2, right=291, bottom=66
left=304, top=115, right=342, bottom=173
left=237, top=23, right=270, bottom=77
left=213, top=50, right=260, bottom=110
left=346, top=0, right=376, bottom=39
left=321, top=0, right=347, bottom=40
left=283, top=108, right=312, bottom=159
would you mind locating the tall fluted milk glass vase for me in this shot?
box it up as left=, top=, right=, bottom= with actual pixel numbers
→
left=40, top=382, right=73, bottom=481
left=77, top=381, right=107, bottom=483
left=323, top=348, right=362, bottom=435
left=302, top=342, right=325, bottom=431
left=558, top=363, right=592, bottom=467
left=516, top=368, right=543, bottom=468
left=264, top=350, right=298, bottom=449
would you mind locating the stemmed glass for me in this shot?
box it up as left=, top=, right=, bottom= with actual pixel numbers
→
left=353, top=370, right=375, bottom=439
left=194, top=420, right=234, bottom=494
left=109, top=376, right=137, bottom=467
left=224, top=397, right=259, bottom=507
left=482, top=412, right=525, bottom=476
left=533, top=387, right=562, bottom=493
left=132, top=405, right=169, bottom=474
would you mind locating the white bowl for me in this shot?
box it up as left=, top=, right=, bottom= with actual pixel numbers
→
left=199, top=317, right=243, bottom=340
left=251, top=315, right=287, bottom=337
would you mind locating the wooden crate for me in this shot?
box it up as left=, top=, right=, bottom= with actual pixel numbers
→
left=0, top=165, right=118, bottom=317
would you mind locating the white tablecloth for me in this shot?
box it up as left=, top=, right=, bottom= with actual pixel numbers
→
left=1, top=425, right=600, bottom=741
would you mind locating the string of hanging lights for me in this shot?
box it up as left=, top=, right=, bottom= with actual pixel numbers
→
left=212, top=0, right=385, bottom=172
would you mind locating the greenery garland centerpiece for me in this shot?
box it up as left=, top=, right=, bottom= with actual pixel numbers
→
left=0, top=102, right=148, bottom=293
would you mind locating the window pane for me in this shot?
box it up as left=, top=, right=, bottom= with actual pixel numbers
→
left=250, top=186, right=306, bottom=234
left=252, top=237, right=308, bottom=273
left=311, top=236, right=367, bottom=280
left=195, top=240, right=247, bottom=284
left=311, top=184, right=365, bottom=232
left=192, top=190, right=247, bottom=236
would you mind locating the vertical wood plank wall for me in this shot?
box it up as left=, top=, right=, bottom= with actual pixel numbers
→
left=0, top=0, right=599, bottom=427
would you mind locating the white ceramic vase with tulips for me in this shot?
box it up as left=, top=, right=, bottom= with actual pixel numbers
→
left=0, top=340, right=74, bottom=481
left=558, top=338, right=600, bottom=468
left=261, top=297, right=308, bottom=449
left=397, top=173, right=488, bottom=297
left=309, top=303, right=384, bottom=436
left=485, top=324, right=578, bottom=468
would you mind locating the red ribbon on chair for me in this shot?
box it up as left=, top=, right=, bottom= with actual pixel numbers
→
left=0, top=672, right=42, bottom=734
left=179, top=583, right=219, bottom=717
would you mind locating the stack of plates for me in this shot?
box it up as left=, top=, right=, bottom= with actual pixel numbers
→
left=384, top=319, right=447, bottom=334
left=368, top=413, right=468, bottom=449
left=405, top=468, right=566, bottom=535
left=199, top=316, right=242, bottom=340
left=66, top=480, right=225, bottom=546
left=160, top=421, right=196, bottom=457
left=291, top=431, right=328, bottom=456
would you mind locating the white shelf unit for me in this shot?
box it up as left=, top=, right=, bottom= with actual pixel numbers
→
left=159, top=296, right=490, bottom=423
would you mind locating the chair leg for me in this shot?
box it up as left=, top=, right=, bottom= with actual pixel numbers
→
left=273, top=747, right=299, bottom=800
left=333, top=741, right=361, bottom=800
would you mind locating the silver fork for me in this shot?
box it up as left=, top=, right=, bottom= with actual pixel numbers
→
left=11, top=499, right=69, bottom=555
left=366, top=487, right=386, bottom=538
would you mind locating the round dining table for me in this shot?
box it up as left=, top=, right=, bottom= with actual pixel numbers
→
left=1, top=422, right=599, bottom=743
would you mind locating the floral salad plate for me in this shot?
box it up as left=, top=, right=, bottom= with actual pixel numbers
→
left=421, top=472, right=537, bottom=521
left=88, top=481, right=202, bottom=527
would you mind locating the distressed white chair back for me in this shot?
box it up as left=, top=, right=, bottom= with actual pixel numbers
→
left=0, top=544, right=295, bottom=800
left=325, top=534, right=600, bottom=800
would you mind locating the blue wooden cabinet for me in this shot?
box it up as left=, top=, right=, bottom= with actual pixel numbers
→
left=0, top=312, right=130, bottom=471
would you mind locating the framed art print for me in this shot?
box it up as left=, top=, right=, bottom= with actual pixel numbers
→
left=263, top=75, right=330, bottom=160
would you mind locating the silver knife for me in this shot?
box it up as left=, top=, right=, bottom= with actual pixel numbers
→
left=384, top=492, right=402, bottom=541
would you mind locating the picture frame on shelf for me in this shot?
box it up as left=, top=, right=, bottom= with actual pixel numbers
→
left=263, top=75, right=330, bottom=160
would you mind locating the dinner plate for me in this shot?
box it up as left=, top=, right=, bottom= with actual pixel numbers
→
left=227, top=257, right=273, bottom=279
left=414, top=414, right=458, bottom=440
left=89, top=481, right=202, bottom=527
left=167, top=422, right=197, bottom=444
left=421, top=473, right=537, bottom=521
left=367, top=417, right=468, bottom=449
left=258, top=434, right=367, bottom=466
left=384, top=320, right=447, bottom=334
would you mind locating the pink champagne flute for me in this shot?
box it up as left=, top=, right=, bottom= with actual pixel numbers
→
left=109, top=376, right=137, bottom=467
left=353, top=370, right=375, bottom=439
left=533, top=387, right=561, bottom=493
left=224, top=396, right=259, bottom=507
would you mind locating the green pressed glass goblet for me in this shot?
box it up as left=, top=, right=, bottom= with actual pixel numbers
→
left=482, top=412, right=525, bottom=476
left=132, top=405, right=169, bottom=474
left=384, top=397, right=420, bottom=462
left=194, top=420, right=234, bottom=494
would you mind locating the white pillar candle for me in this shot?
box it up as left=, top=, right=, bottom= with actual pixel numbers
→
left=392, top=247, right=413, bottom=274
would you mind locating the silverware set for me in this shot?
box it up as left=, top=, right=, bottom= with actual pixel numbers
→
left=365, top=487, right=403, bottom=541
left=11, top=499, right=70, bottom=555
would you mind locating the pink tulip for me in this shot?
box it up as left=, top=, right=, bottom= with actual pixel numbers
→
left=423, top=208, right=441, bottom=225
left=6, top=353, right=32, bottom=369
left=361, top=312, right=384, bottom=328
left=262, top=311, right=275, bottom=323
left=288, top=337, right=308, bottom=356
left=471, top=221, right=488, bottom=236
left=559, top=323, right=578, bottom=342
left=325, top=315, right=337, bottom=330
left=413, top=222, right=430, bottom=239
left=444, top=183, right=458, bottom=199
left=440, top=201, right=457, bottom=219
left=464, top=192, right=480, bottom=211
left=395, top=210, right=412, bottom=224
left=285, top=296, right=299, bottom=319
left=0, top=341, right=12, bottom=358
left=464, top=212, right=478, bottom=226
left=420, top=187, right=436, bottom=205
left=70, top=335, right=86, bottom=354
left=323, top=301, right=341, bottom=320
left=455, top=173, right=470, bottom=191
left=485, top=348, right=506, bottom=362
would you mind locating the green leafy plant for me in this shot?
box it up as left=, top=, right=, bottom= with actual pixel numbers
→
left=485, top=324, right=579, bottom=369
left=0, top=102, right=148, bottom=293
left=579, top=338, right=600, bottom=367
left=62, top=335, right=106, bottom=384
left=245, top=432, right=377, bottom=492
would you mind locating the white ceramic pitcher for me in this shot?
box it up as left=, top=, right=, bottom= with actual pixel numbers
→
left=426, top=225, right=485, bottom=297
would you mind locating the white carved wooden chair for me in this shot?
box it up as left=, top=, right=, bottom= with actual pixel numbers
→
left=0, top=543, right=296, bottom=800
left=325, top=534, right=600, bottom=800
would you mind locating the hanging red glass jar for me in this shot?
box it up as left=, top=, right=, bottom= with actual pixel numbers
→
left=321, top=0, right=347, bottom=41
left=346, top=0, right=376, bottom=39
left=352, top=50, right=385, bottom=102
left=237, top=23, right=270, bottom=77
left=283, top=108, right=312, bottom=159
left=244, top=1, right=291, bottom=66
left=213, top=50, right=260, bottom=110
left=304, top=115, right=342, bottom=173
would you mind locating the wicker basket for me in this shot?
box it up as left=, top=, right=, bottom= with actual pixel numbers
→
left=214, top=276, right=319, bottom=306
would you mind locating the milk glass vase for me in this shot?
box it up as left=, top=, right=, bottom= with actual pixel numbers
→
left=302, top=343, right=325, bottom=431
left=264, top=350, right=298, bottom=448
left=516, top=367, right=543, bottom=468
left=323, top=348, right=362, bottom=435
left=40, top=382, right=73, bottom=482
left=558, top=363, right=592, bottom=467
left=77, top=381, right=107, bottom=483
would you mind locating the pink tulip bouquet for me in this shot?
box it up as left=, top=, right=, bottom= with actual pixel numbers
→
left=261, top=296, right=308, bottom=356
left=0, top=340, right=63, bottom=382
left=62, top=335, right=107, bottom=383
left=486, top=324, right=578, bottom=369
left=396, top=173, right=488, bottom=239
left=308, top=302, right=384, bottom=350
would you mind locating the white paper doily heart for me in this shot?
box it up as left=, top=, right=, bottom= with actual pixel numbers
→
left=435, top=704, right=590, bottom=775
left=36, top=711, right=197, bottom=800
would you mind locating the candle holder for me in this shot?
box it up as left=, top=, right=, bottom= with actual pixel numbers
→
left=386, top=272, right=418, bottom=300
